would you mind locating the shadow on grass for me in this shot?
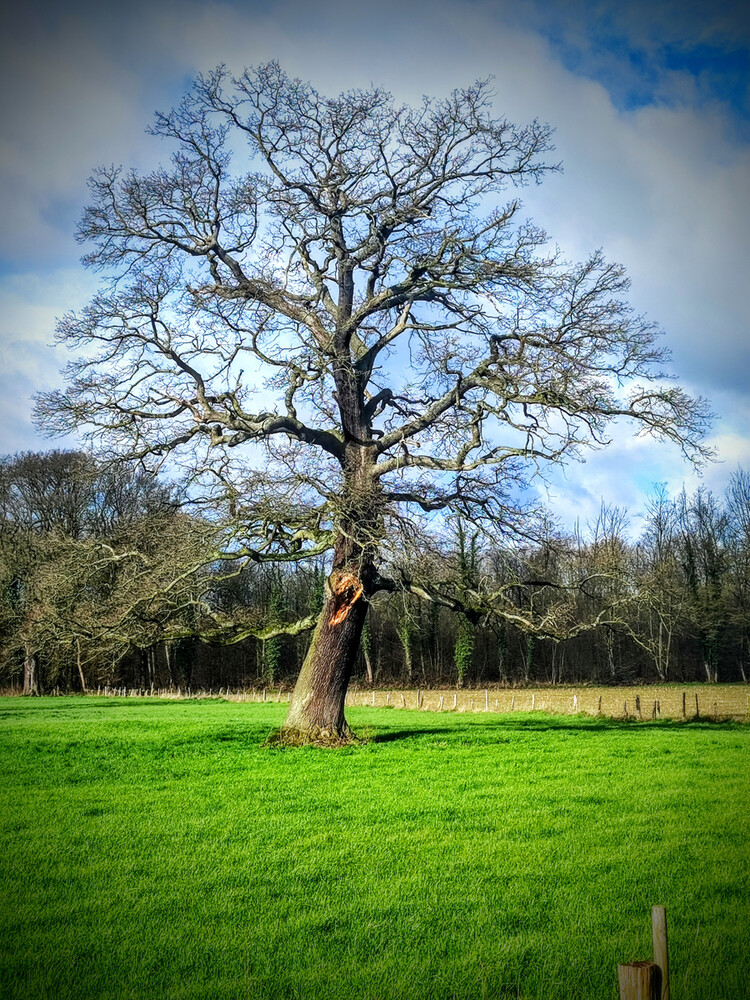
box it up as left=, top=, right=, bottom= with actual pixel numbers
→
left=361, top=713, right=747, bottom=743
left=371, top=728, right=451, bottom=743
left=0, top=696, right=205, bottom=714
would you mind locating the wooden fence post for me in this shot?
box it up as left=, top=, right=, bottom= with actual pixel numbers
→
left=651, top=906, right=670, bottom=1000
left=695, top=692, right=700, bottom=718
left=618, top=961, right=660, bottom=999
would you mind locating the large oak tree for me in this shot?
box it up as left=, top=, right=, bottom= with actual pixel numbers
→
left=38, top=63, right=710, bottom=742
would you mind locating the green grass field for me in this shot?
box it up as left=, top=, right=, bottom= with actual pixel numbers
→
left=0, top=698, right=748, bottom=999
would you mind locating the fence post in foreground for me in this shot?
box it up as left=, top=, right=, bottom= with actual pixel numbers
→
left=651, top=906, right=670, bottom=1000
left=618, top=961, right=660, bottom=1000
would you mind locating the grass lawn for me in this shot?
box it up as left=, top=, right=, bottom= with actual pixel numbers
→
left=0, top=698, right=748, bottom=999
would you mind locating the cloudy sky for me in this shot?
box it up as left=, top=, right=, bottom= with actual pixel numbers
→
left=1, top=0, right=748, bottom=533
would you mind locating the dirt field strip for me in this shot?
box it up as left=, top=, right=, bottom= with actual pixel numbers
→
left=344, top=684, right=750, bottom=721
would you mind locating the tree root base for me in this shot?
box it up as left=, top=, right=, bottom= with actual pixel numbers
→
left=263, top=725, right=367, bottom=749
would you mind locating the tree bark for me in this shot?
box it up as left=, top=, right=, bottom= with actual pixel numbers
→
left=283, top=565, right=368, bottom=741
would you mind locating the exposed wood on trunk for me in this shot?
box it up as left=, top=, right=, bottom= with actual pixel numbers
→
left=329, top=573, right=364, bottom=626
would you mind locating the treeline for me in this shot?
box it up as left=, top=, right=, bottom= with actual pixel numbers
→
left=2, top=451, right=749, bottom=693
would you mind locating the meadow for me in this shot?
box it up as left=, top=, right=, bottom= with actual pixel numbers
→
left=0, top=697, right=748, bottom=999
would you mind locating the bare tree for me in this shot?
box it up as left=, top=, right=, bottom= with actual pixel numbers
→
left=629, top=486, right=685, bottom=680
left=725, top=469, right=750, bottom=681
left=37, top=63, right=711, bottom=741
left=675, top=486, right=729, bottom=682
left=0, top=451, right=177, bottom=692
left=0, top=450, right=172, bottom=539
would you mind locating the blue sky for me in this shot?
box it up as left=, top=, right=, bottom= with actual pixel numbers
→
left=527, top=0, right=750, bottom=118
left=1, top=0, right=748, bottom=533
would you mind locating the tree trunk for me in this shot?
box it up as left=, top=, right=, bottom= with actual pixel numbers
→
left=76, top=638, right=87, bottom=693
left=362, top=639, right=374, bottom=686
left=283, top=566, right=369, bottom=742
left=280, top=309, right=380, bottom=743
left=23, top=644, right=38, bottom=696
left=400, top=629, right=413, bottom=685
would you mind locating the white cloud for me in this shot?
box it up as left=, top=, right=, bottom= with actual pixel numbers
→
left=0, top=270, right=94, bottom=453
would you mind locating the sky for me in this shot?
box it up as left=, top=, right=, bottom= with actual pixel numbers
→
left=1, top=0, right=748, bottom=536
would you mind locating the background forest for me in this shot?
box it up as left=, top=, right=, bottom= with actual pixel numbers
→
left=2, top=449, right=750, bottom=695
